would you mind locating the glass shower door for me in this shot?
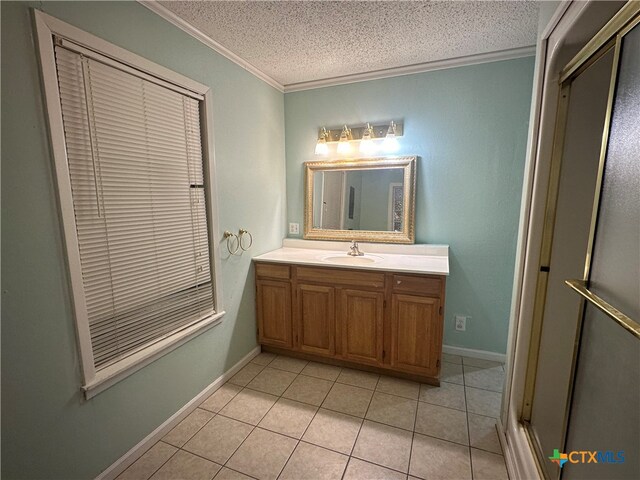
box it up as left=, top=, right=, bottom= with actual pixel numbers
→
left=562, top=19, right=640, bottom=480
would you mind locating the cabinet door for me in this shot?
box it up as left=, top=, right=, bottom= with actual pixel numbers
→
left=390, top=293, right=441, bottom=377
left=256, top=279, right=292, bottom=348
left=297, top=284, right=335, bottom=356
left=340, top=289, right=384, bottom=365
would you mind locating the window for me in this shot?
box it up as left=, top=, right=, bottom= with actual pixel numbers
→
left=35, top=12, right=224, bottom=398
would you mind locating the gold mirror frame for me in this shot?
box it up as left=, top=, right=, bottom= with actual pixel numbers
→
left=304, top=156, right=417, bottom=244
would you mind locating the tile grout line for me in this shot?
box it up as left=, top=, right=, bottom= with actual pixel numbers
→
left=348, top=374, right=379, bottom=455
left=178, top=447, right=260, bottom=480
left=125, top=368, right=252, bottom=479
left=217, top=356, right=288, bottom=478
left=349, top=408, right=418, bottom=434
left=275, top=364, right=334, bottom=480
left=247, top=356, right=346, bottom=480
left=285, top=372, right=365, bottom=459
left=341, top=373, right=379, bottom=480
left=234, top=359, right=499, bottom=469
left=160, top=384, right=246, bottom=478
left=462, top=367, right=505, bottom=393
left=138, top=354, right=505, bottom=479
left=299, top=436, right=358, bottom=460
left=197, top=387, right=243, bottom=415
left=218, top=397, right=278, bottom=475
left=232, top=396, right=505, bottom=459
left=275, top=423, right=316, bottom=479
left=274, top=355, right=503, bottom=475
left=463, top=377, right=475, bottom=480
left=179, top=440, right=257, bottom=480
left=139, top=441, right=180, bottom=480
left=461, top=356, right=477, bottom=480
left=218, top=465, right=259, bottom=480
left=407, top=380, right=420, bottom=479
left=259, top=361, right=478, bottom=407
left=310, top=367, right=372, bottom=480
left=178, top=430, right=468, bottom=478
left=462, top=384, right=505, bottom=394
left=165, top=409, right=216, bottom=448
left=195, top=396, right=260, bottom=475
left=269, top=359, right=337, bottom=480
left=225, top=363, right=383, bottom=447
left=125, top=384, right=241, bottom=480
left=344, top=374, right=399, bottom=476
left=348, top=455, right=414, bottom=477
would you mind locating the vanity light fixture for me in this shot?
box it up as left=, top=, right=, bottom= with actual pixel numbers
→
left=382, top=120, right=400, bottom=152
left=359, top=123, right=376, bottom=154
left=314, top=121, right=403, bottom=156
left=336, top=125, right=353, bottom=155
left=314, top=127, right=329, bottom=155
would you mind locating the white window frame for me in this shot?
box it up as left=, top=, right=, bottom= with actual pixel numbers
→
left=34, top=10, right=225, bottom=399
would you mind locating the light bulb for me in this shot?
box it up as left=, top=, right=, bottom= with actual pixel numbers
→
left=315, top=141, right=329, bottom=155
left=314, top=138, right=328, bottom=155
left=359, top=139, right=376, bottom=154
left=359, top=123, right=377, bottom=154
left=383, top=121, right=400, bottom=152
left=382, top=136, right=399, bottom=152
left=337, top=140, right=352, bottom=155
left=314, top=127, right=329, bottom=155
left=337, top=125, right=352, bottom=155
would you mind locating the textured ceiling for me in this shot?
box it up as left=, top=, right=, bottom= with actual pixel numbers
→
left=159, top=0, right=540, bottom=86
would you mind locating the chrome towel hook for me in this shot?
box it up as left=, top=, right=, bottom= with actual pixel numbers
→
left=239, top=228, right=253, bottom=251
left=223, top=230, right=240, bottom=255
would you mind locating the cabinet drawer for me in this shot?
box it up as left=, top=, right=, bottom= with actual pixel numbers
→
left=392, top=274, right=441, bottom=296
left=256, top=263, right=290, bottom=280
left=297, top=266, right=384, bottom=289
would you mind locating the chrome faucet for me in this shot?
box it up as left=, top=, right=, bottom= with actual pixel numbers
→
left=348, top=240, right=364, bottom=256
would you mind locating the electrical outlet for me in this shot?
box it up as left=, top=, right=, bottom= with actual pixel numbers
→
left=455, top=315, right=467, bottom=331
left=288, top=223, right=300, bottom=235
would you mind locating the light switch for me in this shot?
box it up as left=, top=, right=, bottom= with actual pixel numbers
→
left=289, top=223, right=300, bottom=235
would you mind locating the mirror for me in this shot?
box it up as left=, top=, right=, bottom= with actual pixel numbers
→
left=304, top=156, right=416, bottom=243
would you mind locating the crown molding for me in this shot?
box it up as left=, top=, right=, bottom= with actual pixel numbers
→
left=283, top=45, right=536, bottom=93
left=138, top=0, right=284, bottom=92
left=139, top=1, right=535, bottom=95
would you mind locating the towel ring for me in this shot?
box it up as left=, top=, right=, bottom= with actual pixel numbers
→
left=223, top=231, right=240, bottom=255
left=239, top=228, right=253, bottom=251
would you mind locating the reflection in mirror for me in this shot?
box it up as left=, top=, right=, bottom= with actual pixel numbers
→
left=312, top=168, right=405, bottom=232
left=304, top=156, right=416, bottom=244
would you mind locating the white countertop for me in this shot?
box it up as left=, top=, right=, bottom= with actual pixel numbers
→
left=253, top=239, right=449, bottom=276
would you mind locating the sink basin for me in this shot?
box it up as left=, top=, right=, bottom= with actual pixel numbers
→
left=321, top=254, right=383, bottom=265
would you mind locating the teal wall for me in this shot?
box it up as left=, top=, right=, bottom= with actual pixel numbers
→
left=1, top=2, right=285, bottom=478
left=285, top=57, right=535, bottom=354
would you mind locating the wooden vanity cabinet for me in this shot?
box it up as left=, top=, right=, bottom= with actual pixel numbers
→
left=389, top=274, right=444, bottom=378
left=255, top=264, right=292, bottom=348
left=391, top=294, right=441, bottom=377
left=296, top=283, right=336, bottom=357
left=340, top=289, right=384, bottom=366
left=254, top=261, right=445, bottom=384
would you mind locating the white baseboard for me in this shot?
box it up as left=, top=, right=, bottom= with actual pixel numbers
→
left=442, top=345, right=507, bottom=363
left=96, top=346, right=261, bottom=480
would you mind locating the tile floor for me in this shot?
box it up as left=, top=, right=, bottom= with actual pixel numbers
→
left=117, top=352, right=508, bottom=480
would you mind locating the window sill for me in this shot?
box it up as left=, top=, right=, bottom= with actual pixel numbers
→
left=82, top=311, right=225, bottom=399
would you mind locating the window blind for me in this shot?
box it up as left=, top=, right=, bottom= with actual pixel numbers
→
left=55, top=45, right=214, bottom=369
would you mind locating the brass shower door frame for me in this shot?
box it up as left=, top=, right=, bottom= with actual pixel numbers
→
left=519, top=3, right=640, bottom=477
